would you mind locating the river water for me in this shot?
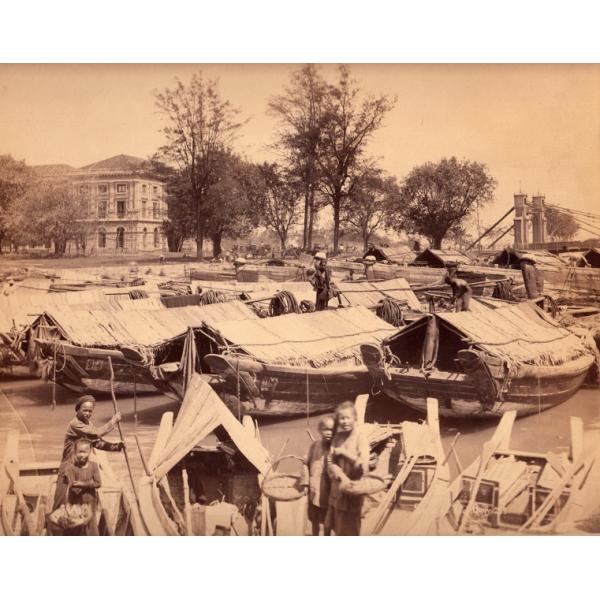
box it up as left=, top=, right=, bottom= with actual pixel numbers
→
left=1, top=372, right=599, bottom=485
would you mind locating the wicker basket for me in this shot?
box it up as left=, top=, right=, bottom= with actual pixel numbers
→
left=261, top=455, right=307, bottom=502
left=339, top=474, right=386, bottom=496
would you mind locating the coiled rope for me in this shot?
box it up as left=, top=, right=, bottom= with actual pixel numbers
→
left=375, top=298, right=405, bottom=327
left=199, top=290, right=228, bottom=305
left=269, top=291, right=300, bottom=316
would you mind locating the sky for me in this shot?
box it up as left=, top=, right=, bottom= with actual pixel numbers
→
left=1, top=63, right=599, bottom=233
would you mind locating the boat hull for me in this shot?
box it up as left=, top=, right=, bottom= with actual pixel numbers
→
left=365, top=354, right=594, bottom=419
left=35, top=340, right=157, bottom=396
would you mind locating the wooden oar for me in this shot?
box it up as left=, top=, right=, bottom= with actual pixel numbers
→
left=457, top=438, right=500, bottom=533
left=364, top=453, right=421, bottom=536
left=519, top=456, right=588, bottom=532
left=107, top=356, right=140, bottom=509
left=181, top=468, right=192, bottom=536
left=4, top=462, right=36, bottom=535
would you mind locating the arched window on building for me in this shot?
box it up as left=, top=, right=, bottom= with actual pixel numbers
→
left=116, top=227, right=125, bottom=249
left=142, top=227, right=147, bottom=248
left=153, top=227, right=159, bottom=248
left=98, top=228, right=106, bottom=249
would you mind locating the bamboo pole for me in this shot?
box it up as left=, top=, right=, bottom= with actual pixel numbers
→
left=107, top=356, right=141, bottom=509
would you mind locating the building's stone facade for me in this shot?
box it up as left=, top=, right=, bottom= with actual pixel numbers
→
left=70, top=155, right=168, bottom=255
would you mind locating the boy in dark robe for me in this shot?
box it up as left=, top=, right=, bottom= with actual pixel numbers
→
left=53, top=396, right=123, bottom=511
left=301, top=416, right=335, bottom=535
left=56, top=438, right=102, bottom=535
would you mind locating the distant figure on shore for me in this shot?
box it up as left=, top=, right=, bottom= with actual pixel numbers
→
left=52, top=396, right=124, bottom=512
left=444, top=273, right=473, bottom=312
left=518, top=254, right=544, bottom=299
left=301, top=416, right=334, bottom=536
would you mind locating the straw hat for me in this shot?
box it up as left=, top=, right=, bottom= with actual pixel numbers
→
left=363, top=255, right=377, bottom=264
left=314, top=251, right=327, bottom=260
left=234, top=257, right=247, bottom=266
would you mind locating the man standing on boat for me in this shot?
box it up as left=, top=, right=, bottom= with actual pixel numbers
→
left=52, top=395, right=125, bottom=512
left=310, top=252, right=340, bottom=311
left=444, top=273, right=473, bottom=311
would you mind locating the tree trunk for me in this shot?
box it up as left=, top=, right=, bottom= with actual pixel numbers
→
left=307, top=187, right=315, bottom=251
left=211, top=230, right=223, bottom=258
left=302, top=185, right=310, bottom=251
left=279, top=233, right=287, bottom=253
left=195, top=192, right=204, bottom=259
left=332, top=193, right=341, bottom=254
left=432, top=235, right=443, bottom=250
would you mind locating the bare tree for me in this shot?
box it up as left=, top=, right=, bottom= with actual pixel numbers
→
left=155, top=74, right=243, bottom=258
left=268, top=64, right=327, bottom=251
left=318, top=65, right=396, bottom=254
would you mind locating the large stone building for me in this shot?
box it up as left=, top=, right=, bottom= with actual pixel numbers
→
left=35, top=154, right=168, bottom=255
left=72, top=154, right=168, bottom=254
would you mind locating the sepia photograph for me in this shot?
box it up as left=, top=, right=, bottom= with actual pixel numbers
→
left=1, top=60, right=599, bottom=540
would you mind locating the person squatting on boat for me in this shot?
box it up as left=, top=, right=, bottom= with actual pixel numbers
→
left=49, top=438, right=102, bottom=536
left=300, top=416, right=334, bottom=536
left=52, top=395, right=124, bottom=513
left=326, top=402, right=370, bottom=536
left=444, top=273, right=473, bottom=312
left=310, top=252, right=341, bottom=311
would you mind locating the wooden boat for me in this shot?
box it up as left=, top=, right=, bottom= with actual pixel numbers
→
left=437, top=411, right=600, bottom=534
left=137, top=374, right=272, bottom=535
left=0, top=430, right=144, bottom=535
left=127, top=306, right=396, bottom=418
left=358, top=396, right=452, bottom=535
left=361, top=301, right=596, bottom=419
left=31, top=300, right=258, bottom=397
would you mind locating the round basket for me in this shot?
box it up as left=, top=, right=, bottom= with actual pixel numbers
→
left=339, top=474, right=386, bottom=496
left=261, top=455, right=307, bottom=502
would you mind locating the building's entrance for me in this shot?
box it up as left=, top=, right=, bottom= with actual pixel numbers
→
left=116, top=227, right=125, bottom=249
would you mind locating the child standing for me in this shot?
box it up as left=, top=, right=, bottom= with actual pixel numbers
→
left=60, top=438, right=102, bottom=535
left=326, top=401, right=370, bottom=536
left=301, top=416, right=335, bottom=535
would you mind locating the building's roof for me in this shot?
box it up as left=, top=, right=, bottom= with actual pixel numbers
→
left=42, top=300, right=258, bottom=348
left=78, top=154, right=151, bottom=173
left=32, top=164, right=75, bottom=177
left=388, top=302, right=590, bottom=368
left=337, top=277, right=422, bottom=311
left=492, top=248, right=567, bottom=268
left=411, top=248, right=473, bottom=267
left=210, top=306, right=396, bottom=368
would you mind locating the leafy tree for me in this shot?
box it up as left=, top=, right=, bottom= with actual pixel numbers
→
left=389, top=157, right=496, bottom=249
left=0, top=155, right=33, bottom=253
left=155, top=73, right=243, bottom=258
left=341, top=166, right=400, bottom=252
left=268, top=65, right=327, bottom=251
left=204, top=152, right=260, bottom=258
left=545, top=206, right=579, bottom=241
left=317, top=66, right=396, bottom=253
left=256, top=163, right=302, bottom=252
left=148, top=159, right=195, bottom=252
left=5, top=177, right=88, bottom=255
